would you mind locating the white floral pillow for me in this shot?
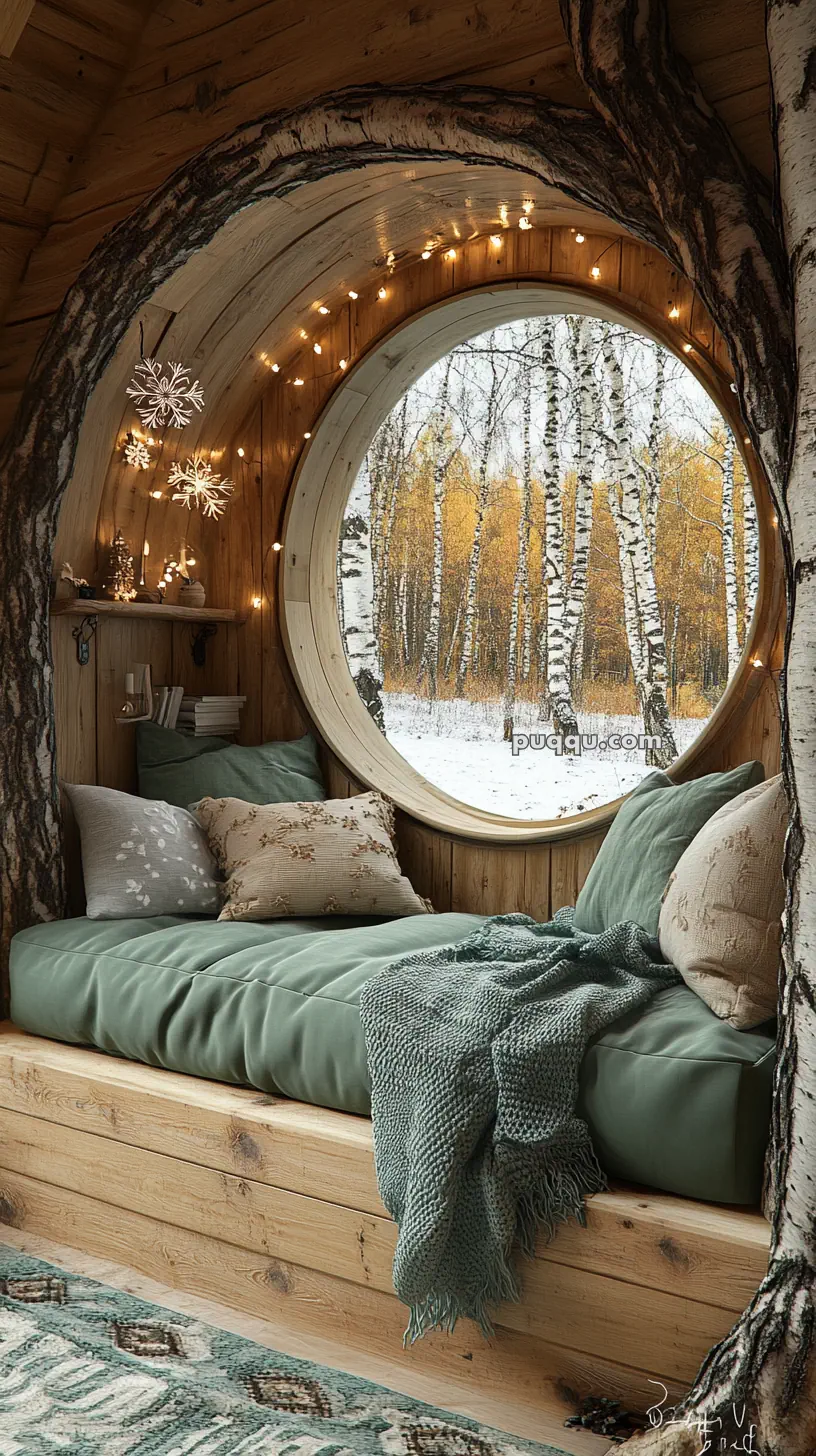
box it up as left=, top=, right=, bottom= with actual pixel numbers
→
left=193, top=791, right=432, bottom=921
left=64, top=784, right=221, bottom=919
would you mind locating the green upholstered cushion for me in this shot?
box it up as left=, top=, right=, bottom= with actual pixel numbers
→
left=574, top=762, right=766, bottom=939
left=10, top=914, right=774, bottom=1203
left=136, top=723, right=324, bottom=808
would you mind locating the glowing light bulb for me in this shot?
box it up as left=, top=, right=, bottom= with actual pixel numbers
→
left=421, top=249, right=432, bottom=260
left=299, top=329, right=308, bottom=340
left=237, top=447, right=245, bottom=457
left=489, top=235, right=502, bottom=248
left=590, top=265, right=601, bottom=279
left=744, top=436, right=750, bottom=445
left=575, top=232, right=585, bottom=244
left=668, top=303, right=680, bottom=320
left=317, top=305, right=330, bottom=315
left=272, top=542, right=282, bottom=552
left=752, top=658, right=764, bottom=669
left=304, top=431, right=311, bottom=439
left=143, top=541, right=150, bottom=556
left=348, top=290, right=358, bottom=300
left=313, top=343, right=322, bottom=354
left=339, top=358, right=347, bottom=369
left=498, top=203, right=508, bottom=226
left=682, top=342, right=693, bottom=353
left=271, top=362, right=279, bottom=372
left=518, top=216, right=532, bottom=231
left=146, top=437, right=155, bottom=446
left=252, top=596, right=262, bottom=609
left=772, top=515, right=778, bottom=527
left=445, top=248, right=457, bottom=260
left=293, top=377, right=304, bottom=386
left=522, top=200, right=534, bottom=214
left=151, top=489, right=163, bottom=499
left=187, top=557, right=196, bottom=566
left=378, top=286, right=387, bottom=300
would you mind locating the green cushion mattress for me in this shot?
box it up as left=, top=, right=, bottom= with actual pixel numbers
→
left=9, top=914, right=776, bottom=1204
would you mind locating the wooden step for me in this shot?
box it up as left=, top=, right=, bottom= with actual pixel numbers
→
left=0, top=1022, right=771, bottom=1424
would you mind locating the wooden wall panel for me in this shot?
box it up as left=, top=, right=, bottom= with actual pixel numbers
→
left=50, top=225, right=783, bottom=917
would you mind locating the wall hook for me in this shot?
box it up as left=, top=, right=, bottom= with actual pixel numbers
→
left=191, top=623, right=217, bottom=667
left=72, top=614, right=97, bottom=667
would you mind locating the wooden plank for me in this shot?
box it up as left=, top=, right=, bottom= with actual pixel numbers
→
left=0, top=1026, right=769, bottom=1316
left=0, top=1108, right=740, bottom=1385
left=0, top=1, right=34, bottom=58
left=0, top=1166, right=654, bottom=1448
left=51, top=599, right=245, bottom=623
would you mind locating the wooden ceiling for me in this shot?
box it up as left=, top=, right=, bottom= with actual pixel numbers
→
left=0, top=0, right=771, bottom=443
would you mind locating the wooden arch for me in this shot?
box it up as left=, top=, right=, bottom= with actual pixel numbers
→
left=0, top=82, right=768, bottom=979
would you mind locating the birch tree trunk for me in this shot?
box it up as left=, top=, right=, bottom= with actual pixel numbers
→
left=645, top=348, right=665, bottom=558
left=540, top=319, right=580, bottom=740
left=339, top=455, right=386, bottom=732
left=563, top=316, right=597, bottom=688
left=602, top=325, right=678, bottom=767
left=721, top=430, right=742, bottom=677
left=743, top=481, right=760, bottom=637
left=419, top=358, right=453, bottom=700
left=503, top=342, right=533, bottom=741
left=457, top=353, right=501, bottom=696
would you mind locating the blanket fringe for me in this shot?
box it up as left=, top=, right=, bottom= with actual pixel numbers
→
left=405, top=1141, right=607, bottom=1344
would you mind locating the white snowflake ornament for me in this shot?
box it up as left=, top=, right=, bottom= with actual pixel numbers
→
left=168, top=455, right=234, bottom=519
left=126, top=357, right=205, bottom=430
left=123, top=434, right=153, bottom=470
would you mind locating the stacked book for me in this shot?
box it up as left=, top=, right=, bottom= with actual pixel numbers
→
left=150, top=684, right=185, bottom=730
left=177, top=695, right=246, bottom=737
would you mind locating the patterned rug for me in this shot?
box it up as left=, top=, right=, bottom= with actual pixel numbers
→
left=0, top=1245, right=574, bottom=1456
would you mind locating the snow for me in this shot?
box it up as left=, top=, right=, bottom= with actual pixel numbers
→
left=383, top=692, right=707, bottom=819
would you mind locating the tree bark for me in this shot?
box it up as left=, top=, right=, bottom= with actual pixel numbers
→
left=563, top=316, right=597, bottom=689
left=602, top=324, right=678, bottom=767
left=503, top=339, right=533, bottom=741
left=458, top=353, right=501, bottom=696
left=418, top=357, right=454, bottom=699
left=721, top=429, right=742, bottom=678
left=744, top=480, right=760, bottom=637
left=339, top=455, right=386, bottom=732
left=540, top=319, right=580, bottom=740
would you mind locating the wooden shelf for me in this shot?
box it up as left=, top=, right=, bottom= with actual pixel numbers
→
left=50, top=599, right=247, bottom=625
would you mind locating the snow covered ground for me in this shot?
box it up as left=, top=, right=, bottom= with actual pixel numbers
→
left=382, top=692, right=707, bottom=819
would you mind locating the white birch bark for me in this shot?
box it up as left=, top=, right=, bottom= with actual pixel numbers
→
left=503, top=340, right=533, bottom=740
left=538, top=319, right=580, bottom=740
left=563, top=315, right=597, bottom=687
left=339, top=454, right=386, bottom=731
left=721, top=429, right=742, bottom=677
left=602, top=324, right=678, bottom=766
left=644, top=347, right=665, bottom=557
left=418, top=357, right=453, bottom=699
left=457, top=352, right=501, bottom=696
left=743, top=480, right=760, bottom=636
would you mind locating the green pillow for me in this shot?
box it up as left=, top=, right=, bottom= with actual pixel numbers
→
left=574, top=762, right=765, bottom=939
left=136, top=723, right=325, bottom=808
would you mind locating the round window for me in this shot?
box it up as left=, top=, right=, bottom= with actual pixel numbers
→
left=336, top=313, right=759, bottom=821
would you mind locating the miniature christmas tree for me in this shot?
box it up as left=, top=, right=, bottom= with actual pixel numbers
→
left=106, top=529, right=137, bottom=602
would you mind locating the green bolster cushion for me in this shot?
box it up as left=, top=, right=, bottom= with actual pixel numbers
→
left=10, top=913, right=774, bottom=1204
left=575, top=762, right=766, bottom=939
left=136, top=722, right=325, bottom=807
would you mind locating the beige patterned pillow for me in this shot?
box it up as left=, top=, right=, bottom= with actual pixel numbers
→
left=194, top=791, right=432, bottom=921
left=658, top=774, right=786, bottom=1028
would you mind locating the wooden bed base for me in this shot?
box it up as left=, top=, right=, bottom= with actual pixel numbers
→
left=0, top=1022, right=770, bottom=1437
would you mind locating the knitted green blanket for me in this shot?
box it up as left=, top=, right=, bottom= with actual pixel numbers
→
left=359, top=908, right=679, bottom=1340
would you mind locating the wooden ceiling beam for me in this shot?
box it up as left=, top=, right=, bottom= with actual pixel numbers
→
left=0, top=0, right=35, bottom=59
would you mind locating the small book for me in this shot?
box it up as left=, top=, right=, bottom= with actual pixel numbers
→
left=165, top=685, right=185, bottom=731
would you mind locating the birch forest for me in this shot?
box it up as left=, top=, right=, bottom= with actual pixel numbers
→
left=338, top=315, right=759, bottom=820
